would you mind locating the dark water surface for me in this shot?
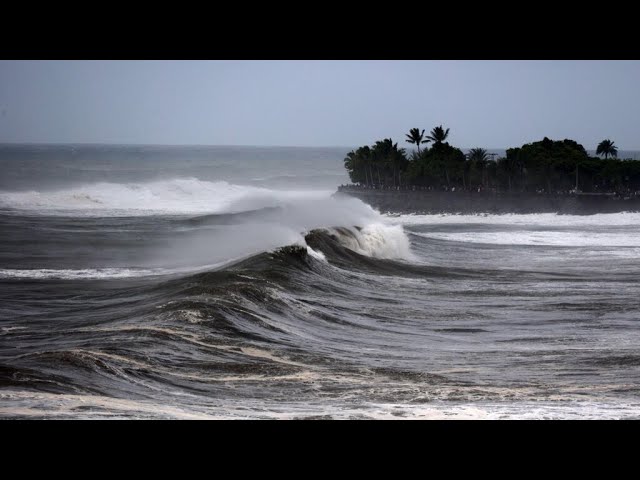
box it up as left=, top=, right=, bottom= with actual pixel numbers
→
left=1, top=145, right=639, bottom=419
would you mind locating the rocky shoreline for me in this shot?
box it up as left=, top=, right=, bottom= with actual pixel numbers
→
left=335, top=187, right=640, bottom=215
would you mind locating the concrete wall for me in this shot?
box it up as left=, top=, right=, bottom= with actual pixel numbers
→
left=335, top=189, right=640, bottom=215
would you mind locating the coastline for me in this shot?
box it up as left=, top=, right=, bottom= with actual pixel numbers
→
left=335, top=186, right=640, bottom=215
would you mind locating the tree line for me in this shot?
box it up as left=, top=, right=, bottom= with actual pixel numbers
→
left=343, top=126, right=639, bottom=193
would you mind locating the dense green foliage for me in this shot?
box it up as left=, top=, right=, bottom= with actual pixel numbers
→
left=343, top=138, right=408, bottom=187
left=344, top=129, right=640, bottom=193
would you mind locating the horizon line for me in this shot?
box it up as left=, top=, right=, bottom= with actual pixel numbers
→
left=0, top=141, right=639, bottom=152
left=0, top=141, right=356, bottom=149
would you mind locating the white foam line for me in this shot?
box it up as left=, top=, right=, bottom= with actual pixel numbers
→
left=0, top=267, right=168, bottom=280
left=410, top=230, right=640, bottom=248
left=2, top=389, right=639, bottom=419
left=393, top=212, right=640, bottom=227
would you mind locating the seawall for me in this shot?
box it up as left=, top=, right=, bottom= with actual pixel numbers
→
left=335, top=188, right=640, bottom=215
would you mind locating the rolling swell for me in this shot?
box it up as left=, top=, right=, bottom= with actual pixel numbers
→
left=3, top=146, right=640, bottom=419
left=2, top=223, right=459, bottom=418
left=1, top=218, right=616, bottom=420
left=3, top=191, right=640, bottom=418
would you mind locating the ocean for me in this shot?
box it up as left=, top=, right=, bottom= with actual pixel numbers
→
left=1, top=144, right=639, bottom=419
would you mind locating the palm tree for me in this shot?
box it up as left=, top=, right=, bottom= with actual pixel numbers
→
left=426, top=125, right=450, bottom=146
left=500, top=149, right=523, bottom=193
left=468, top=148, right=489, bottom=187
left=468, top=148, right=488, bottom=163
left=343, top=146, right=372, bottom=186
left=372, top=138, right=407, bottom=187
left=596, top=139, right=618, bottom=159
left=405, top=128, right=430, bottom=154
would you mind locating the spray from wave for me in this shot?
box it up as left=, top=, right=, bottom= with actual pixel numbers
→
left=0, top=178, right=415, bottom=278
left=0, top=178, right=331, bottom=216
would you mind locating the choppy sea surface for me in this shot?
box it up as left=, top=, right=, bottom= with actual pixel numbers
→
left=1, top=144, right=639, bottom=419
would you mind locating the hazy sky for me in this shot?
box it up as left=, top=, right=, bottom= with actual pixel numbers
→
left=0, top=60, right=638, bottom=149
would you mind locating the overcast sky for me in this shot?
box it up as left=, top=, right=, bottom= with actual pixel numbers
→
left=0, top=60, right=638, bottom=150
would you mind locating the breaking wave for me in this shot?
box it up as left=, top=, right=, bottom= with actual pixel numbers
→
left=0, top=178, right=332, bottom=216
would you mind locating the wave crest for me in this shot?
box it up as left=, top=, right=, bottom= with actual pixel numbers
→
left=324, top=225, right=414, bottom=261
